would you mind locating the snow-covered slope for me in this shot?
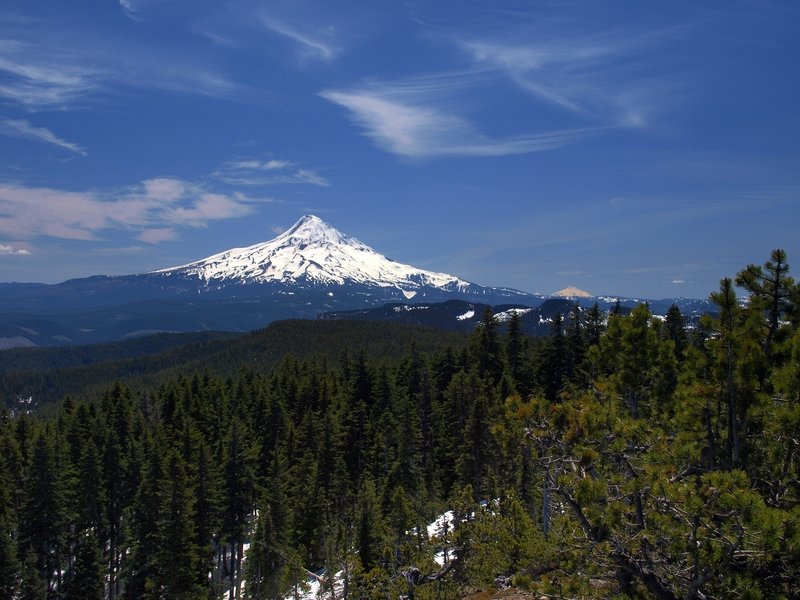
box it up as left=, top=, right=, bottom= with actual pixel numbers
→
left=156, top=215, right=471, bottom=295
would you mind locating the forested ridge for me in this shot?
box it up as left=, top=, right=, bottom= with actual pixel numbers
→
left=1, top=250, right=799, bottom=599
left=0, top=321, right=468, bottom=409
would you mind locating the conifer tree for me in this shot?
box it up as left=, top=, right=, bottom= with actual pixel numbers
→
left=539, top=312, right=566, bottom=402
left=343, top=353, right=371, bottom=481
left=75, top=435, right=107, bottom=535
left=195, top=441, right=223, bottom=591
left=0, top=454, right=19, bottom=599
left=664, top=303, right=688, bottom=359
left=20, top=432, right=69, bottom=595
left=565, top=302, right=585, bottom=382
left=100, top=385, right=133, bottom=600
left=125, top=434, right=164, bottom=600
left=456, top=391, right=493, bottom=500
left=584, top=302, right=605, bottom=347
left=356, top=477, right=387, bottom=573
left=709, top=277, right=742, bottom=466
left=63, top=531, right=103, bottom=600
left=18, top=548, right=47, bottom=600
left=148, top=449, right=204, bottom=600
left=472, top=308, right=503, bottom=384
left=387, top=484, right=417, bottom=567
left=244, top=505, right=284, bottom=599
left=600, top=304, right=676, bottom=418
left=222, top=419, right=257, bottom=599
left=736, top=248, right=795, bottom=355
left=505, top=310, right=525, bottom=387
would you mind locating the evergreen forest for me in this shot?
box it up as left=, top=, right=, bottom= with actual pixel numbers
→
left=1, top=250, right=800, bottom=599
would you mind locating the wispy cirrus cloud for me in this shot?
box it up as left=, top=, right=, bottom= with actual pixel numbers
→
left=0, top=118, right=87, bottom=156
left=321, top=14, right=683, bottom=159
left=0, top=178, right=271, bottom=244
left=460, top=35, right=668, bottom=128
left=0, top=25, right=253, bottom=111
left=118, top=0, right=177, bottom=19
left=259, top=14, right=339, bottom=62
left=0, top=41, right=101, bottom=110
left=320, top=84, right=601, bottom=158
left=213, top=157, right=330, bottom=187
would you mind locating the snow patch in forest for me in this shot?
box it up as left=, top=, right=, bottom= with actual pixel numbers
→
left=456, top=310, right=475, bottom=321
left=282, top=511, right=459, bottom=598
left=282, top=569, right=345, bottom=600
left=427, top=510, right=455, bottom=566
left=393, top=305, right=429, bottom=312
left=493, top=308, right=532, bottom=323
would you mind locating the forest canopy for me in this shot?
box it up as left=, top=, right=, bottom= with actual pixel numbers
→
left=1, top=249, right=799, bottom=599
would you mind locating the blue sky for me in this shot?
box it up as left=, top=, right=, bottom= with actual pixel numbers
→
left=0, top=0, right=798, bottom=299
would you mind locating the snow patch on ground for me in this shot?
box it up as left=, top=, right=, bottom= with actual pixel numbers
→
left=427, top=510, right=455, bottom=566
left=283, top=510, right=459, bottom=598
left=456, top=310, right=475, bottom=321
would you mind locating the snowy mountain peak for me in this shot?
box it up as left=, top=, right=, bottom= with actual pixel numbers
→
left=279, top=214, right=356, bottom=248
left=154, top=215, right=471, bottom=294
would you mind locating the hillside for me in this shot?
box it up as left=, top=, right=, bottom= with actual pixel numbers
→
left=0, top=319, right=468, bottom=408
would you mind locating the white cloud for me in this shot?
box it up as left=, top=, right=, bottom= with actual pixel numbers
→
left=292, top=169, right=330, bottom=187
left=142, top=177, right=187, bottom=201
left=672, top=279, right=686, bottom=284
left=458, top=30, right=676, bottom=129
left=228, top=159, right=295, bottom=171
left=213, top=158, right=330, bottom=187
left=0, top=119, right=87, bottom=156
left=0, top=45, right=100, bottom=109
left=0, top=243, right=31, bottom=256
left=260, top=14, right=338, bottom=61
left=0, top=179, right=263, bottom=243
left=320, top=87, right=599, bottom=158
left=118, top=0, right=179, bottom=20
left=0, top=29, right=252, bottom=111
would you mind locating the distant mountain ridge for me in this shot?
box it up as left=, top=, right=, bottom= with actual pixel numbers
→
left=0, top=216, right=539, bottom=348
left=320, top=296, right=713, bottom=334
left=0, top=215, right=712, bottom=348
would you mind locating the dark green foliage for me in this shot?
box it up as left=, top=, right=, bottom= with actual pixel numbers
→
left=736, top=248, right=795, bottom=355
left=244, top=505, right=284, bottom=600
left=18, top=548, right=46, bottom=600
left=664, top=303, right=688, bottom=359
left=148, top=449, right=205, bottom=600
left=355, top=477, right=387, bottom=573
left=0, top=253, right=799, bottom=599
left=20, top=432, right=69, bottom=595
left=64, top=531, right=103, bottom=600
left=0, top=460, right=19, bottom=598
left=1, top=320, right=467, bottom=408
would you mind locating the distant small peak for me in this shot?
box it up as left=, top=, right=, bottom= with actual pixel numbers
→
left=552, top=286, right=592, bottom=298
